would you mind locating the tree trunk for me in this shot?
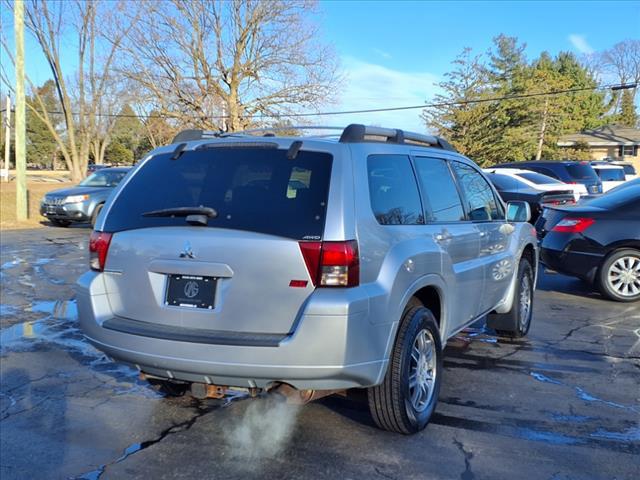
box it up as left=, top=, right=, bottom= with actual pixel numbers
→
left=535, top=97, right=549, bottom=161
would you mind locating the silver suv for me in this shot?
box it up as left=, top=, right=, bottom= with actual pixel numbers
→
left=77, top=124, right=538, bottom=434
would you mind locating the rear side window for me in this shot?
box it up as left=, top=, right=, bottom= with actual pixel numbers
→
left=595, top=168, right=626, bottom=182
left=414, top=157, right=465, bottom=222
left=367, top=155, right=424, bottom=225
left=566, top=164, right=598, bottom=181
left=529, top=166, right=560, bottom=179
left=103, top=147, right=332, bottom=240
left=517, top=172, right=563, bottom=185
left=451, top=161, right=501, bottom=221
left=487, top=174, right=524, bottom=190
left=621, top=164, right=636, bottom=175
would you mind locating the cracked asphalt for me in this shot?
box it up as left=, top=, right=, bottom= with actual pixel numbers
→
left=1, top=227, right=639, bottom=480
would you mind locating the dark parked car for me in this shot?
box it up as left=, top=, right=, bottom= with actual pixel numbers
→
left=86, top=164, right=109, bottom=176
left=40, top=167, right=130, bottom=227
left=535, top=184, right=640, bottom=302
left=494, top=161, right=603, bottom=195
left=486, top=173, right=575, bottom=224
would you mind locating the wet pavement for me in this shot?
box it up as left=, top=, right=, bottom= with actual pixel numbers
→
left=1, top=227, right=638, bottom=480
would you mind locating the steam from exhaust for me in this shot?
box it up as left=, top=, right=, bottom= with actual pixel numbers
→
left=226, top=394, right=301, bottom=464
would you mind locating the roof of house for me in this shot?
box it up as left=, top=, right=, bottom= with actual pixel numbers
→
left=558, top=125, right=640, bottom=146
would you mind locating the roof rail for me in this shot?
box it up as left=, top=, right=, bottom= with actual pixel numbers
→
left=338, top=124, right=455, bottom=151
left=170, top=124, right=456, bottom=151
left=171, top=129, right=221, bottom=143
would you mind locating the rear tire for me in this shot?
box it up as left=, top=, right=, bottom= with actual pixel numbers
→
left=367, top=305, right=442, bottom=434
left=487, top=257, right=534, bottom=338
left=91, top=204, right=104, bottom=228
left=50, top=219, right=71, bottom=227
left=597, top=249, right=640, bottom=302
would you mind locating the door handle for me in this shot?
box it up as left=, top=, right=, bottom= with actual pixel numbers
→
left=479, top=231, right=487, bottom=238
left=499, top=223, right=515, bottom=236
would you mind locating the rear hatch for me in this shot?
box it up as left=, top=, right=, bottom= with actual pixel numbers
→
left=99, top=144, right=333, bottom=335
left=565, top=163, right=602, bottom=194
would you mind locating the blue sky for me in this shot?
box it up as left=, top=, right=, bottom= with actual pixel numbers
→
left=319, top=0, right=640, bottom=131
left=3, top=1, right=639, bottom=132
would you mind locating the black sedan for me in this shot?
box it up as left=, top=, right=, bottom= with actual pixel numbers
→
left=535, top=184, right=640, bottom=302
left=486, top=173, right=575, bottom=224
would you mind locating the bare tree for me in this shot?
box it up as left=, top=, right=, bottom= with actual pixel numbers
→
left=599, top=39, right=640, bottom=115
left=120, top=0, right=339, bottom=132
left=1, top=0, right=142, bottom=181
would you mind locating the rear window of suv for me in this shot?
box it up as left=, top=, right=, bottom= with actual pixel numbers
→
left=103, top=147, right=333, bottom=240
left=565, top=164, right=599, bottom=181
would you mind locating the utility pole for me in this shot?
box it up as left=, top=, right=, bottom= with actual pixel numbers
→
left=2, top=96, right=9, bottom=182
left=14, top=0, right=27, bottom=220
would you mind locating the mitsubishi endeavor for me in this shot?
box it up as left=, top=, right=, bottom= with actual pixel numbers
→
left=77, top=124, right=538, bottom=434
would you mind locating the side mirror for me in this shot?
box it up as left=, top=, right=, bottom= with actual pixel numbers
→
left=506, top=201, right=531, bottom=223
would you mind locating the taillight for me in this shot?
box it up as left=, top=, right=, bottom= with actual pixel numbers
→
left=89, top=231, right=113, bottom=271
left=552, top=218, right=595, bottom=233
left=299, top=240, right=359, bottom=287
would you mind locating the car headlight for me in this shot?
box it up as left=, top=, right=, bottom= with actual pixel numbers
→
left=65, top=194, right=90, bottom=204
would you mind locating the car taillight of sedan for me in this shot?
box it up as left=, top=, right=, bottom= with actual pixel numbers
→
left=551, top=218, right=595, bottom=233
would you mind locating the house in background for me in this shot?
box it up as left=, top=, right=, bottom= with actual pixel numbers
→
left=558, top=125, right=640, bottom=172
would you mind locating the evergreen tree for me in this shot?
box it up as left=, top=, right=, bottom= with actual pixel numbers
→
left=617, top=90, right=638, bottom=127
left=26, top=81, right=60, bottom=168
left=424, top=37, right=608, bottom=166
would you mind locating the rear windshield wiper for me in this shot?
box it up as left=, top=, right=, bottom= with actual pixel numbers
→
left=142, top=207, right=218, bottom=226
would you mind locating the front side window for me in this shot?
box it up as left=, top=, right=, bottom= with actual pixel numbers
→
left=451, top=161, right=501, bottom=221
left=367, top=155, right=424, bottom=225
left=413, top=157, right=465, bottom=222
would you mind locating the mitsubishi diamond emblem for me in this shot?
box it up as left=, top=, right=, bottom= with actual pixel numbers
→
left=180, top=241, right=195, bottom=259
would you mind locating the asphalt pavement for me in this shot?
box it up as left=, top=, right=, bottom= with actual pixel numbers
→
left=1, top=227, right=638, bottom=480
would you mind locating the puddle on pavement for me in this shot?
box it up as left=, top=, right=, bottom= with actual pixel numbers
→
left=590, top=426, right=640, bottom=442
left=0, top=299, right=159, bottom=399
left=530, top=371, right=640, bottom=413
left=1, top=257, right=24, bottom=270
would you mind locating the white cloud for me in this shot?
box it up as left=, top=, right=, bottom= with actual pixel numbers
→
left=324, top=57, right=440, bottom=133
left=568, top=34, right=594, bottom=55
left=372, top=48, right=392, bottom=60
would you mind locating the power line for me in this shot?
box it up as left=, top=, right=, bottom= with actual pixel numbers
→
left=1, top=82, right=636, bottom=120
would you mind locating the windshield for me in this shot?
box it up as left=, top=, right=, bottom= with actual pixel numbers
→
left=80, top=170, right=128, bottom=187
left=103, top=147, right=333, bottom=239
left=517, top=172, right=563, bottom=185
left=595, top=168, right=626, bottom=182
left=565, top=164, right=599, bottom=181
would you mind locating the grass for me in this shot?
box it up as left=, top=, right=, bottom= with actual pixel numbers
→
left=1, top=180, right=76, bottom=230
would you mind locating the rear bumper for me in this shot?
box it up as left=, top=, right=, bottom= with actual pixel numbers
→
left=77, top=271, right=390, bottom=390
left=540, top=244, right=603, bottom=283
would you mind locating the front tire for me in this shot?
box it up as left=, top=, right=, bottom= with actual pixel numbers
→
left=367, top=305, right=443, bottom=434
left=597, top=249, right=640, bottom=302
left=487, top=257, right=534, bottom=338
